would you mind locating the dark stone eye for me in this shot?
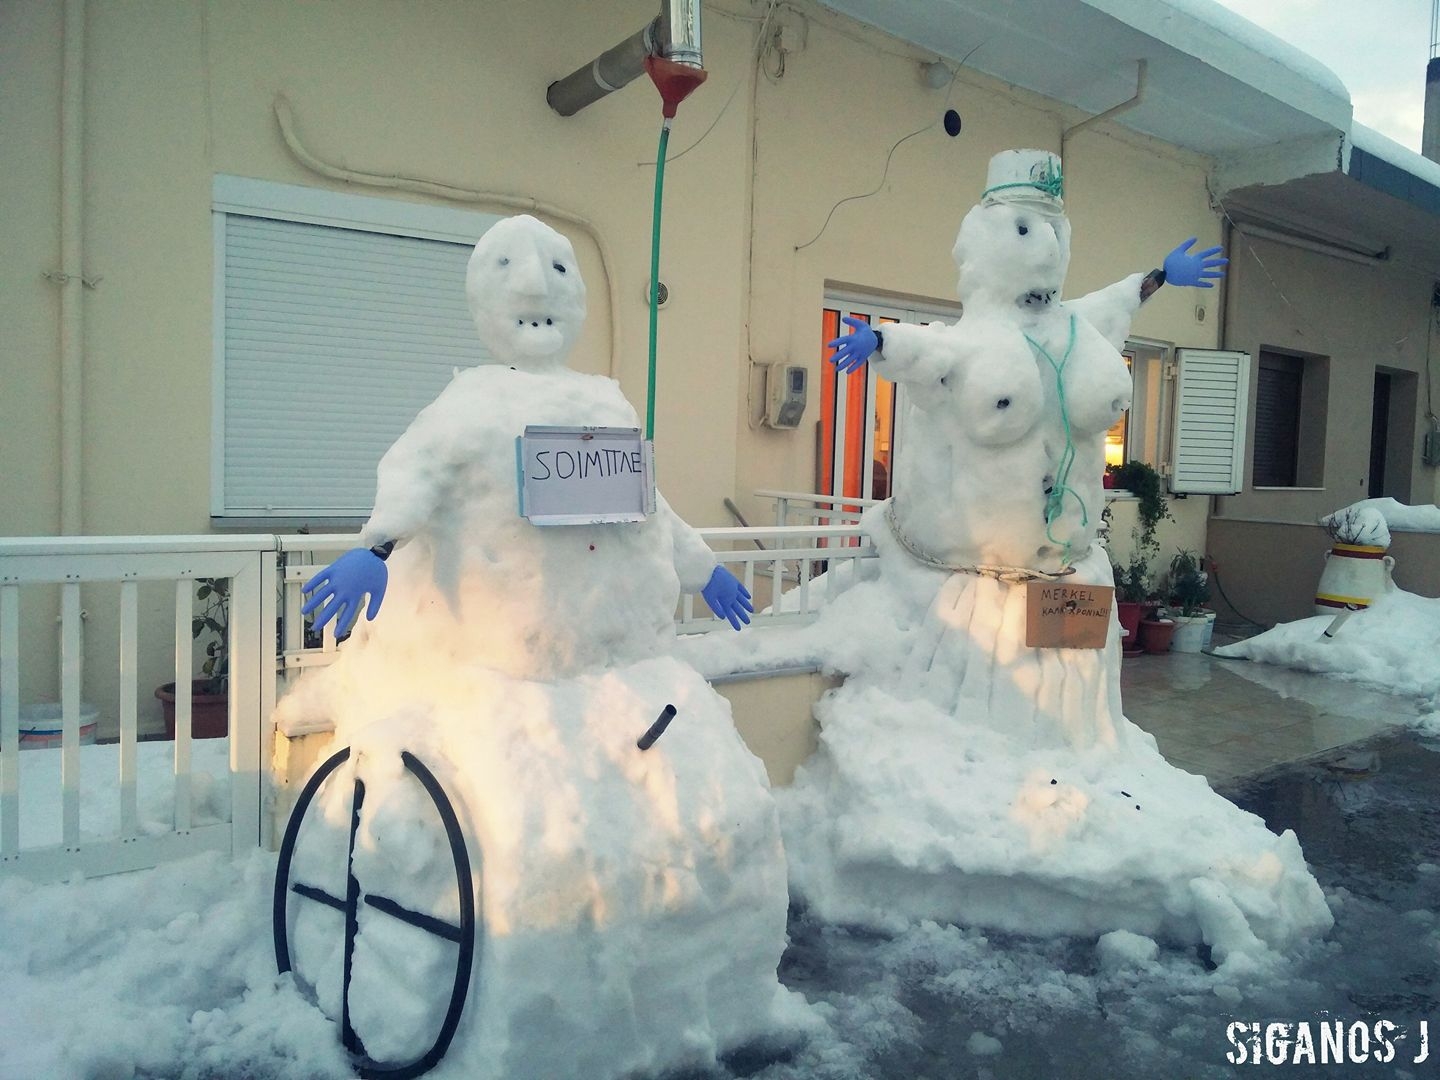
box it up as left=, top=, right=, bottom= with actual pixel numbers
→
left=553, top=262, right=567, bottom=273
left=939, top=375, right=949, bottom=388
left=499, top=256, right=510, bottom=266
left=997, top=398, right=1011, bottom=409
left=1017, top=224, right=1029, bottom=236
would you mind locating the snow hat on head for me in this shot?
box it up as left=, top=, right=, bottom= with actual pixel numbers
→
left=980, top=149, right=1064, bottom=215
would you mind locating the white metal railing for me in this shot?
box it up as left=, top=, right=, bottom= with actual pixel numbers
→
left=0, top=514, right=872, bottom=880
left=679, top=524, right=876, bottom=634
left=755, top=489, right=883, bottom=528
left=274, top=524, right=876, bottom=660
left=0, top=536, right=274, bottom=882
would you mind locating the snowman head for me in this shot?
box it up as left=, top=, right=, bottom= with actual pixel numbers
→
left=952, top=200, right=1072, bottom=308
left=952, top=149, right=1072, bottom=307
left=466, top=215, right=586, bottom=369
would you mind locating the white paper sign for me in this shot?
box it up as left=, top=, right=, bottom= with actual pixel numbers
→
left=516, top=426, right=656, bottom=525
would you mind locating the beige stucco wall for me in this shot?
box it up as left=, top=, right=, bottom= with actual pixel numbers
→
left=733, top=4, right=1224, bottom=524
left=4, top=0, right=1224, bottom=730
left=1215, top=229, right=1438, bottom=524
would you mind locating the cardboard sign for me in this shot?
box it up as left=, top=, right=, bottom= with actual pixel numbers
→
left=516, top=426, right=656, bottom=525
left=1025, top=581, right=1114, bottom=649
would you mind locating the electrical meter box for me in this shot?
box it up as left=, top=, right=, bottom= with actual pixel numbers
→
left=765, top=363, right=807, bottom=429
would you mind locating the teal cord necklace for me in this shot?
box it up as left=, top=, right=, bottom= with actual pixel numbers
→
left=1023, top=314, right=1087, bottom=568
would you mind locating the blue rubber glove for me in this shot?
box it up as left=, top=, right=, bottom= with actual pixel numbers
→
left=827, top=315, right=878, bottom=374
left=701, top=566, right=753, bottom=631
left=301, top=547, right=388, bottom=638
left=1163, top=238, right=1227, bottom=288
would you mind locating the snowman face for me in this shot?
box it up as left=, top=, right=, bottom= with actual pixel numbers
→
left=466, top=215, right=587, bottom=368
left=951, top=202, right=1071, bottom=306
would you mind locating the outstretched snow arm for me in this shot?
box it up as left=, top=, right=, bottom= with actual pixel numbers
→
left=659, top=493, right=753, bottom=630
left=1068, top=272, right=1148, bottom=352
left=359, top=389, right=470, bottom=547
left=1070, top=238, right=1228, bottom=350
left=827, top=315, right=956, bottom=386
left=304, top=374, right=480, bottom=635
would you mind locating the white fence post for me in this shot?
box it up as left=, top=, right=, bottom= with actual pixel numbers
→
left=1, top=586, right=19, bottom=856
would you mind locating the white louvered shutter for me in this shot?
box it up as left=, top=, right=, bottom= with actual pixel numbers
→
left=218, top=215, right=490, bottom=518
left=1169, top=349, right=1251, bottom=494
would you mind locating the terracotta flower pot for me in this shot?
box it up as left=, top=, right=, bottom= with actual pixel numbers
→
left=1116, top=601, right=1143, bottom=651
left=155, top=680, right=228, bottom=739
left=1137, top=618, right=1175, bottom=654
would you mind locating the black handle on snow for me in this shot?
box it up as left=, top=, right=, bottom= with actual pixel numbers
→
left=637, top=704, right=678, bottom=750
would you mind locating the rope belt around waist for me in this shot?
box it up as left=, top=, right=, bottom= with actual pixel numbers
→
left=884, top=501, right=1076, bottom=583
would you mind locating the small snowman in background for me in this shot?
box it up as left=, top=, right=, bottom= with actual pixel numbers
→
left=1316, top=503, right=1396, bottom=630
left=828, top=148, right=1224, bottom=577
left=300, top=213, right=752, bottom=676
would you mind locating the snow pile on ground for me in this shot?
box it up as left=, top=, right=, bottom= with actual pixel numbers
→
left=0, top=849, right=351, bottom=1079
left=760, top=510, right=1333, bottom=971
left=1214, top=587, right=1440, bottom=710
left=1322, top=497, right=1440, bottom=537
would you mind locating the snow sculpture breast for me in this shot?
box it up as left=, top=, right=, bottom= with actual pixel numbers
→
left=881, top=156, right=1134, bottom=574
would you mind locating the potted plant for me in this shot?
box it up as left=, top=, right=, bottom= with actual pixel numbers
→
left=155, top=577, right=230, bottom=739
left=1136, top=614, right=1176, bottom=653
left=1111, top=551, right=1151, bottom=653
left=1165, top=550, right=1212, bottom=653
left=1106, top=460, right=1173, bottom=553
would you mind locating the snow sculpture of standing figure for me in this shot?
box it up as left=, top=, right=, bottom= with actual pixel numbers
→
left=829, top=149, right=1218, bottom=575
left=777, top=152, right=1332, bottom=972
left=275, top=216, right=797, bottom=1078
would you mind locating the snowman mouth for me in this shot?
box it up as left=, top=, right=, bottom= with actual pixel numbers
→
left=514, top=314, right=560, bottom=330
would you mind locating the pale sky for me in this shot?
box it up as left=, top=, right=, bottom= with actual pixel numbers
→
left=1210, top=0, right=1430, bottom=150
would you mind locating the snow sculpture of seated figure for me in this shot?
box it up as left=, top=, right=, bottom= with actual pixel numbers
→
left=300, top=213, right=752, bottom=678
left=274, top=216, right=798, bottom=1077
left=829, top=149, right=1224, bottom=576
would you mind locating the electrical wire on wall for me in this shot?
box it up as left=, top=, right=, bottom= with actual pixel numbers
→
left=794, top=42, right=980, bottom=253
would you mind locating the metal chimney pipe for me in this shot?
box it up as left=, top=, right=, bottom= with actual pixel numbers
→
left=661, top=0, right=703, bottom=69
left=1424, top=56, right=1440, bottom=164
left=546, top=0, right=702, bottom=117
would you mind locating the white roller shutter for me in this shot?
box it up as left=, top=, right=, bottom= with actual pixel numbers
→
left=216, top=214, right=489, bottom=518
left=1169, top=348, right=1251, bottom=494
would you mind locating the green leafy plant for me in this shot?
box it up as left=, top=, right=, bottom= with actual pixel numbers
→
left=1112, top=550, right=1152, bottom=604
left=1106, top=461, right=1173, bottom=607
left=1106, top=460, right=1173, bottom=553
left=1165, top=549, right=1211, bottom=617
left=192, top=578, right=230, bottom=695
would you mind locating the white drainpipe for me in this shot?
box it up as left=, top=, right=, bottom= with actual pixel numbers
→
left=59, top=0, right=86, bottom=535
